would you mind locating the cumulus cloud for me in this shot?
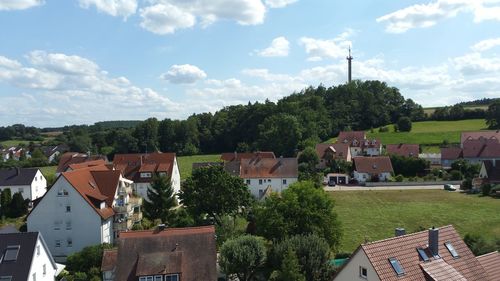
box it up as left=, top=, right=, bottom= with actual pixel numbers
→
left=376, top=0, right=500, bottom=33
left=264, top=0, right=297, bottom=8
left=256, top=36, right=290, bottom=57
left=139, top=3, right=196, bottom=34
left=452, top=52, right=500, bottom=75
left=160, top=64, right=207, bottom=84
left=0, top=0, right=44, bottom=10
left=78, top=0, right=137, bottom=19
left=471, top=37, right=500, bottom=52
left=299, top=36, right=351, bottom=61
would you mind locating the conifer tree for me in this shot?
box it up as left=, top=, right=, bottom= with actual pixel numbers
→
left=143, top=175, right=177, bottom=223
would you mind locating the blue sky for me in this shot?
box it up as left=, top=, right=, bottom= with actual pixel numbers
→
left=0, top=0, right=500, bottom=127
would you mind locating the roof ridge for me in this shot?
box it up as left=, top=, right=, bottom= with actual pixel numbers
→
left=362, top=225, right=454, bottom=246
left=477, top=251, right=499, bottom=258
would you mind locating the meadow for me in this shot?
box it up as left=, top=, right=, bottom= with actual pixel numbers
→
left=331, top=190, right=500, bottom=252
left=177, top=154, right=221, bottom=180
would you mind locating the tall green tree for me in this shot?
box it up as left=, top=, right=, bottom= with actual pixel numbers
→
left=258, top=113, right=302, bottom=157
left=143, top=175, right=177, bottom=223
left=134, top=117, right=159, bottom=153
left=486, top=100, right=500, bottom=129
left=179, top=166, right=253, bottom=226
left=0, top=188, right=12, bottom=217
left=269, top=248, right=305, bottom=281
left=219, top=235, right=267, bottom=281
left=297, top=147, right=321, bottom=186
left=397, top=116, right=412, bottom=132
left=9, top=192, right=28, bottom=218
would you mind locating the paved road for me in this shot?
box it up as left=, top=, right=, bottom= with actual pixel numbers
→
left=325, top=184, right=459, bottom=191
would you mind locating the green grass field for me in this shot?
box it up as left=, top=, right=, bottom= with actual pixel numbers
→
left=178, top=154, right=221, bottom=180
left=331, top=190, right=500, bottom=252
left=38, top=165, right=57, bottom=177
left=423, top=105, right=489, bottom=115
left=0, top=140, right=35, bottom=147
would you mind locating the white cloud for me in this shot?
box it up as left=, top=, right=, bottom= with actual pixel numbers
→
left=471, top=37, right=500, bottom=52
left=26, top=50, right=100, bottom=75
left=0, top=0, right=44, bottom=10
left=376, top=0, right=500, bottom=33
left=78, top=0, right=137, bottom=19
left=160, top=64, right=207, bottom=84
left=264, top=0, right=297, bottom=8
left=452, top=52, right=500, bottom=75
left=139, top=3, right=196, bottom=34
left=256, top=36, right=290, bottom=57
left=299, top=36, right=351, bottom=61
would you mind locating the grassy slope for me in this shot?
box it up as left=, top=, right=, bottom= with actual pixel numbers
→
left=38, top=166, right=57, bottom=178
left=177, top=154, right=221, bottom=180
left=331, top=190, right=500, bottom=252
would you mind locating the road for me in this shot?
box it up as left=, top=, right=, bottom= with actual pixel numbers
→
left=325, top=184, right=459, bottom=191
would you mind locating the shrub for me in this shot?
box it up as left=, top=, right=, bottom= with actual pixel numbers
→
left=378, top=126, right=389, bottom=133
left=481, top=184, right=493, bottom=196
left=394, top=175, right=404, bottom=182
left=397, top=117, right=412, bottom=132
left=450, top=170, right=462, bottom=180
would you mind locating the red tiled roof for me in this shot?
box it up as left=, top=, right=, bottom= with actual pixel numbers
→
left=462, top=139, right=500, bottom=158
left=461, top=131, right=500, bottom=145
left=101, top=249, right=118, bottom=272
left=441, top=147, right=463, bottom=160
left=353, top=156, right=393, bottom=174
left=113, top=152, right=176, bottom=183
left=315, top=143, right=350, bottom=161
left=68, top=159, right=107, bottom=171
left=476, top=251, right=500, bottom=280
left=220, top=151, right=276, bottom=162
left=239, top=157, right=298, bottom=178
left=337, top=131, right=366, bottom=145
left=360, top=225, right=489, bottom=281
left=420, top=259, right=467, bottom=281
left=56, top=152, right=106, bottom=173
left=386, top=144, right=419, bottom=158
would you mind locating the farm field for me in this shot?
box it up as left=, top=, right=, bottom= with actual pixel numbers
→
left=331, top=190, right=500, bottom=253
left=177, top=154, right=221, bottom=180
left=423, top=105, right=489, bottom=115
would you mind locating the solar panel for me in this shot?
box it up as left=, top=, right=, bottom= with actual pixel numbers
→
left=3, top=245, right=20, bottom=262
left=389, top=257, right=405, bottom=276
left=417, top=247, right=430, bottom=262
left=445, top=242, right=459, bottom=258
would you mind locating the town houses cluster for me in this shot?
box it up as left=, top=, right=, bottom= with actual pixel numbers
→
left=1, top=130, right=500, bottom=280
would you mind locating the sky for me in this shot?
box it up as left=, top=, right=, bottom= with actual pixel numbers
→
left=0, top=0, right=500, bottom=127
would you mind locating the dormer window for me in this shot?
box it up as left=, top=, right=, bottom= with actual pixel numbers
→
left=140, top=172, right=152, bottom=178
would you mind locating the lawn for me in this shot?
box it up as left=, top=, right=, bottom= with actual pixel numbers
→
left=331, top=190, right=500, bottom=253
left=0, top=139, right=35, bottom=147
left=177, top=154, right=221, bottom=180
left=38, top=165, right=57, bottom=177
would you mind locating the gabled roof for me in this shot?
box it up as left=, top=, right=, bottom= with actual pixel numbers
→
left=113, top=152, right=176, bottom=183
left=56, top=152, right=106, bottom=173
left=441, top=147, right=463, bottom=160
left=482, top=161, right=500, bottom=183
left=353, top=156, right=393, bottom=174
left=476, top=251, right=500, bottom=280
left=0, top=168, right=39, bottom=186
left=113, top=226, right=217, bottom=281
left=337, top=131, right=366, bottom=145
left=220, top=151, right=276, bottom=162
left=315, top=143, right=350, bottom=161
left=386, top=144, right=420, bottom=158
left=68, top=159, right=107, bottom=171
left=101, top=249, right=118, bottom=272
left=239, top=157, right=298, bottom=178
left=461, top=131, right=500, bottom=145
left=359, top=225, right=488, bottom=281
left=462, top=139, right=500, bottom=159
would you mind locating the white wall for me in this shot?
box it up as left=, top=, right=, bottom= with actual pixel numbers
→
left=333, top=249, right=380, bottom=281
left=27, top=235, right=58, bottom=281
left=365, top=147, right=382, bottom=156
left=171, top=157, right=181, bottom=194
left=28, top=177, right=105, bottom=259
left=31, top=169, right=47, bottom=200
left=245, top=177, right=297, bottom=198
left=353, top=171, right=391, bottom=183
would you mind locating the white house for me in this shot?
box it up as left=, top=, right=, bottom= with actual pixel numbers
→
left=353, top=156, right=393, bottom=183
left=0, top=168, right=47, bottom=201
left=0, top=231, right=65, bottom=281
left=113, top=152, right=181, bottom=201
left=240, top=157, right=298, bottom=199
left=27, top=165, right=142, bottom=260
left=336, top=131, right=382, bottom=157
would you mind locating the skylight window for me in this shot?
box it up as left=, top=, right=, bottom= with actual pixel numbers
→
left=3, top=245, right=20, bottom=262
left=445, top=242, right=459, bottom=258
left=417, top=248, right=430, bottom=262
left=389, top=257, right=405, bottom=276
left=0, top=277, right=13, bottom=281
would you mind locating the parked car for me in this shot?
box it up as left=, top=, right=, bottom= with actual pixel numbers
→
left=444, top=184, right=456, bottom=191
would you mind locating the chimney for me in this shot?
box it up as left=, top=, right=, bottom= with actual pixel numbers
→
left=395, top=228, right=406, bottom=237
left=158, top=224, right=166, bottom=231
left=428, top=227, right=439, bottom=257
left=15, top=167, right=20, bottom=176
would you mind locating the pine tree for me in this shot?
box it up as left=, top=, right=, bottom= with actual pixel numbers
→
left=0, top=188, right=12, bottom=217
left=142, top=175, right=177, bottom=223
left=270, top=249, right=305, bottom=281
left=9, top=192, right=27, bottom=218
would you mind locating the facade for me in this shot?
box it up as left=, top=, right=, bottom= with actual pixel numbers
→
left=386, top=144, right=419, bottom=158
left=113, top=152, right=181, bottom=201
left=102, top=225, right=217, bottom=281
left=240, top=157, right=298, bottom=198
left=336, top=131, right=382, bottom=156
left=419, top=153, right=441, bottom=166
left=334, top=225, right=493, bottom=281
left=0, top=232, right=64, bottom=281
left=441, top=147, right=463, bottom=169
left=353, top=156, right=393, bottom=183
left=27, top=165, right=142, bottom=259
left=0, top=168, right=47, bottom=201
left=315, top=143, right=352, bottom=169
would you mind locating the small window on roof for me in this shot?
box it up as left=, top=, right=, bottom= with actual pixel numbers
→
left=389, top=257, right=405, bottom=276
left=0, top=276, right=12, bottom=281
left=3, top=246, right=20, bottom=262
left=445, top=242, right=459, bottom=258
left=417, top=248, right=430, bottom=262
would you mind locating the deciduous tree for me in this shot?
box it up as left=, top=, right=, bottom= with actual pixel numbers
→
left=219, top=235, right=267, bottom=281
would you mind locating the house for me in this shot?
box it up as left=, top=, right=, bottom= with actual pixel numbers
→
left=441, top=147, right=463, bottom=169
left=325, top=173, right=350, bottom=185
left=315, top=143, right=352, bottom=169
left=240, top=157, right=298, bottom=198
left=113, top=152, right=181, bottom=201
left=27, top=165, right=142, bottom=259
left=419, top=153, right=441, bottom=166
left=478, top=160, right=500, bottom=185
left=353, top=156, right=393, bottom=183
left=0, top=167, right=47, bottom=201
left=386, top=144, right=419, bottom=158
left=101, top=225, right=217, bottom=281
left=336, top=131, right=382, bottom=156
left=221, top=151, right=276, bottom=162
left=477, top=251, right=500, bottom=280
left=0, top=147, right=27, bottom=161
left=333, top=225, right=494, bottom=281
left=461, top=130, right=500, bottom=147
left=0, top=232, right=65, bottom=281
left=441, top=139, right=500, bottom=168
left=41, top=144, right=69, bottom=163
left=56, top=152, right=107, bottom=175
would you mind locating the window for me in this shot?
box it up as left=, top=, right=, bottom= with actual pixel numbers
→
left=389, top=257, right=405, bottom=276
left=57, top=189, right=68, bottom=196
left=43, top=264, right=46, bottom=275
left=417, top=248, right=430, bottom=262
left=246, top=179, right=251, bottom=185
left=67, top=239, right=73, bottom=247
left=55, top=240, right=61, bottom=248
left=66, top=206, right=71, bottom=213
left=66, top=221, right=72, bottom=230
left=140, top=172, right=152, bottom=178
left=165, top=275, right=179, bottom=281
left=259, top=179, right=263, bottom=185
left=139, top=278, right=146, bottom=281
left=36, top=245, right=40, bottom=256
left=3, top=245, right=20, bottom=261
left=445, top=242, right=459, bottom=258
left=54, top=221, right=61, bottom=230
left=0, top=277, right=12, bottom=281
left=359, top=266, right=367, bottom=279
left=282, top=179, right=287, bottom=185
left=154, top=276, right=163, bottom=281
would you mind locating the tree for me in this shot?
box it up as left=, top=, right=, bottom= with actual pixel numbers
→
left=397, top=116, right=412, bottom=132
left=258, top=114, right=302, bottom=157
left=390, top=155, right=429, bottom=177
left=269, top=248, right=305, bottom=281
left=219, top=235, right=267, bottom=281
left=297, top=147, right=321, bottom=186
left=180, top=166, right=253, bottom=226
left=254, top=181, right=342, bottom=250
left=66, top=243, right=113, bottom=273
left=0, top=188, right=12, bottom=217
left=142, top=175, right=177, bottom=223
left=134, top=118, right=159, bottom=153
left=8, top=192, right=28, bottom=217
left=486, top=100, right=500, bottom=129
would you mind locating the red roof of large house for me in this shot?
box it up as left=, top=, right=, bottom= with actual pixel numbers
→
left=56, top=152, right=106, bottom=173
left=315, top=143, right=350, bottom=161
left=220, top=151, right=276, bottom=162
left=462, top=140, right=500, bottom=158
left=113, top=152, right=176, bottom=183
left=476, top=251, right=500, bottom=280
left=239, top=157, right=298, bottom=178
left=461, top=131, right=500, bottom=145
left=441, top=147, right=463, bottom=160
left=386, top=144, right=420, bottom=158
left=353, top=156, right=393, bottom=174
left=337, top=131, right=366, bottom=144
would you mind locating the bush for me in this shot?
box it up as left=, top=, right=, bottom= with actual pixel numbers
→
left=394, top=175, right=404, bottom=182
left=481, top=184, right=492, bottom=196
left=378, top=126, right=389, bottom=133
left=462, top=178, right=472, bottom=190
left=450, top=170, right=462, bottom=180
left=397, top=117, right=412, bottom=132
left=66, top=243, right=113, bottom=273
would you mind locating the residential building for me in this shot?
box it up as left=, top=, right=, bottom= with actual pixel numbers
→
left=0, top=147, right=28, bottom=161
left=334, top=225, right=495, bottom=281
left=336, top=131, right=382, bottom=156
left=220, top=151, right=275, bottom=162
left=441, top=139, right=500, bottom=168
left=101, top=225, right=217, bottom=281
left=27, top=165, right=142, bottom=259
left=56, top=152, right=107, bottom=175
left=441, top=147, right=463, bottom=169
left=0, top=232, right=64, bottom=281
left=113, top=152, right=181, bottom=201
left=41, top=144, right=69, bottom=163
left=240, top=157, right=298, bottom=198
left=353, top=156, right=393, bottom=183
left=386, top=144, right=419, bottom=158
left=419, top=153, right=441, bottom=166
left=478, top=160, right=500, bottom=185
left=0, top=167, right=47, bottom=201
left=315, top=143, right=352, bottom=169
left=461, top=130, right=500, bottom=147
left=477, top=251, right=500, bottom=280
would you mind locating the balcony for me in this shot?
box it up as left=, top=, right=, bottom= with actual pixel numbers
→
left=129, top=196, right=142, bottom=207
left=113, top=219, right=132, bottom=231
left=113, top=204, right=132, bottom=214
